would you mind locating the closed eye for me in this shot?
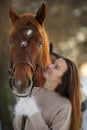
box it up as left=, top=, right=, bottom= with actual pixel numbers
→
left=55, top=64, right=61, bottom=70
left=55, top=65, right=59, bottom=70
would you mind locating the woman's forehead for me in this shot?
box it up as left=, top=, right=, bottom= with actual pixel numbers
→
left=56, top=58, right=68, bottom=69
left=56, top=58, right=65, bottom=64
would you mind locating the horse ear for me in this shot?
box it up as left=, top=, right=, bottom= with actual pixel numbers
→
left=35, top=3, right=46, bottom=25
left=9, top=6, right=19, bottom=25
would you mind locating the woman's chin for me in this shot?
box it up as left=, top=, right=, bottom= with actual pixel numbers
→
left=42, top=72, right=47, bottom=78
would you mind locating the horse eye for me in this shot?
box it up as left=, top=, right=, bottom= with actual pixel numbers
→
left=8, top=39, right=13, bottom=45
left=38, top=41, right=43, bottom=46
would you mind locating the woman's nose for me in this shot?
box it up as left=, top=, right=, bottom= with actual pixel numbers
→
left=48, top=64, right=53, bottom=69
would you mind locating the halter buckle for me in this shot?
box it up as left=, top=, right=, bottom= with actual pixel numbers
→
left=20, top=41, right=28, bottom=47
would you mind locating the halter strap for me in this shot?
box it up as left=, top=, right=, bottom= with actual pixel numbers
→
left=13, top=61, right=33, bottom=72
left=10, top=27, right=36, bottom=76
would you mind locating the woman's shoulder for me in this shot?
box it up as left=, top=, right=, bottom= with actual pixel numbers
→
left=32, top=87, right=71, bottom=109
left=32, top=87, right=72, bottom=123
left=57, top=93, right=72, bottom=109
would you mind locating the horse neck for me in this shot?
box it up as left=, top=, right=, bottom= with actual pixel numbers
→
left=34, top=73, right=46, bottom=87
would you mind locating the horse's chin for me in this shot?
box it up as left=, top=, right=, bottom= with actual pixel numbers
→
left=13, top=92, right=30, bottom=97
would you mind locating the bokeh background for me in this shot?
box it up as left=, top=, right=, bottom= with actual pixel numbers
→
left=0, top=0, right=87, bottom=130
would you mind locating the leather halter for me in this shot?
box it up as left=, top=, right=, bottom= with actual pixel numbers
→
left=8, top=25, right=43, bottom=95
left=9, top=26, right=37, bottom=76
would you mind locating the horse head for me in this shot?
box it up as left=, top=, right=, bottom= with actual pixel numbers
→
left=8, top=3, right=50, bottom=97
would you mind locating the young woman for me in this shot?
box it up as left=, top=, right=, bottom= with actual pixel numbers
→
left=13, top=57, right=82, bottom=130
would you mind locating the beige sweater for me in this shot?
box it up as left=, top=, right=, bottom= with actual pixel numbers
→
left=13, top=87, right=72, bottom=130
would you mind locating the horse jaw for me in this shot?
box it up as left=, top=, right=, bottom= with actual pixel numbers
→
left=34, top=73, right=46, bottom=87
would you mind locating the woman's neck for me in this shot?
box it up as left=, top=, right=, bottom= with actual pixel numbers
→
left=44, top=80, right=58, bottom=91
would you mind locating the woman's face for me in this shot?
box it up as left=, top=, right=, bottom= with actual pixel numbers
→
left=43, top=58, right=68, bottom=90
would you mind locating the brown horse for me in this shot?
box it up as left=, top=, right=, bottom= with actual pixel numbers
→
left=8, top=3, right=50, bottom=97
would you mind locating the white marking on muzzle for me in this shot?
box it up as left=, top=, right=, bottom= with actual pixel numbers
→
left=16, top=80, right=22, bottom=87
left=12, top=80, right=33, bottom=97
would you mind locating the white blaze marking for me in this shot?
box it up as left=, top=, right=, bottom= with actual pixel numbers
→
left=27, top=29, right=33, bottom=36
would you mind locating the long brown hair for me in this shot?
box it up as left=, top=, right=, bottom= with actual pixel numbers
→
left=55, top=57, right=82, bottom=130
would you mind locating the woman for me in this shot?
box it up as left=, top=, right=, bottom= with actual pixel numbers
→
left=13, top=57, right=82, bottom=130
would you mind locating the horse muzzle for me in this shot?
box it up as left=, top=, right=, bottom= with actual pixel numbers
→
left=9, top=77, right=33, bottom=97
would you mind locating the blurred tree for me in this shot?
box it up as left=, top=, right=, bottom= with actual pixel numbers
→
left=0, top=0, right=14, bottom=130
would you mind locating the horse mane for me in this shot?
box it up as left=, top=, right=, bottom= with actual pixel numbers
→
left=34, top=26, right=50, bottom=87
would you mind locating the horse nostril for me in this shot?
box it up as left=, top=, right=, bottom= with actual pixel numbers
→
left=9, top=78, right=13, bottom=89
left=27, top=79, right=31, bottom=87
left=13, top=77, right=16, bottom=86
left=9, top=77, right=16, bottom=89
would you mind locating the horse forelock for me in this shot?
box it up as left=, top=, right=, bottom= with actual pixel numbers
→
left=12, top=14, right=42, bottom=32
